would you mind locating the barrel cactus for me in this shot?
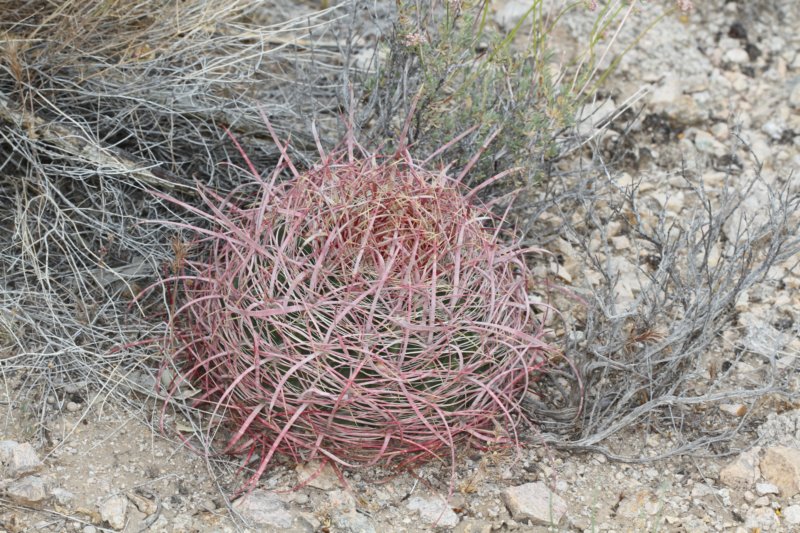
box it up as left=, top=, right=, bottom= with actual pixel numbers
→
left=157, top=127, right=554, bottom=488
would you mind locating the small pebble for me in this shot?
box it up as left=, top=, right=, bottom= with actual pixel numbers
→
left=66, top=401, right=81, bottom=412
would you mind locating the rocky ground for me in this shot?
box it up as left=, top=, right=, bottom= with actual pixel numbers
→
left=2, top=0, right=800, bottom=532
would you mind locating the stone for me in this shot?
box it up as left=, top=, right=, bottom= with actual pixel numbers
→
left=127, top=492, right=157, bottom=515
left=51, top=487, right=76, bottom=507
left=702, top=171, right=726, bottom=188
left=784, top=504, right=800, bottom=525
left=8, top=476, right=49, bottom=506
left=453, top=519, right=493, bottom=533
left=710, top=122, right=730, bottom=141
left=650, top=75, right=682, bottom=108
left=690, top=483, right=716, bottom=498
left=576, top=99, right=618, bottom=137
left=611, top=236, right=630, bottom=251
left=755, top=483, right=780, bottom=496
left=762, top=121, right=784, bottom=141
left=754, top=495, right=770, bottom=506
left=719, top=448, right=760, bottom=491
left=233, top=490, right=312, bottom=533
left=501, top=482, right=567, bottom=526
left=328, top=490, right=356, bottom=514
left=99, top=494, right=128, bottom=531
left=617, top=489, right=661, bottom=518
left=331, top=510, right=377, bottom=533
left=758, top=410, right=800, bottom=447
left=724, top=48, right=750, bottom=64
left=694, top=130, right=726, bottom=157
left=493, top=0, right=531, bottom=30
left=296, top=460, right=340, bottom=490
left=760, top=446, right=800, bottom=497
left=671, top=95, right=707, bottom=126
left=0, top=440, right=43, bottom=478
left=789, top=82, right=800, bottom=109
left=744, top=507, right=780, bottom=531
left=407, top=495, right=460, bottom=528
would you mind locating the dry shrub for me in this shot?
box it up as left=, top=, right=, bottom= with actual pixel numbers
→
left=0, top=0, right=368, bottom=445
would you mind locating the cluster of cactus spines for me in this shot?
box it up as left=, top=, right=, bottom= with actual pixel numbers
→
left=156, top=123, right=554, bottom=489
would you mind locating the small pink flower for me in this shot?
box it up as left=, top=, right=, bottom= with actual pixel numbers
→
left=403, top=33, right=426, bottom=47
left=676, top=0, right=693, bottom=11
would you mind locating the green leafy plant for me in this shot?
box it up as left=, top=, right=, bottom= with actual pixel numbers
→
left=361, top=0, right=693, bottom=193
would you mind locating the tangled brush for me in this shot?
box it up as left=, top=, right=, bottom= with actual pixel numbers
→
left=155, top=123, right=556, bottom=488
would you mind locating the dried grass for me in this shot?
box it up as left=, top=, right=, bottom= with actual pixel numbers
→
left=0, top=0, right=371, bottom=456
left=523, top=140, right=800, bottom=461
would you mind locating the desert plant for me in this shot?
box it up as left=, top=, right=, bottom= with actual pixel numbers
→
left=354, top=0, right=693, bottom=195
left=152, top=122, right=558, bottom=489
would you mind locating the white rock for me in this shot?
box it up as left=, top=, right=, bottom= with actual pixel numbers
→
left=694, top=130, right=726, bottom=157
left=784, top=504, right=800, bottom=525
left=652, top=190, right=685, bottom=214
left=744, top=507, right=780, bottom=531
left=0, top=441, right=43, bottom=478
left=51, top=487, right=75, bottom=507
left=691, top=483, right=716, bottom=498
left=762, top=121, right=785, bottom=141
left=789, top=83, right=800, bottom=109
left=724, top=48, right=750, bottom=64
left=99, top=494, right=128, bottom=531
left=406, top=495, right=459, bottom=528
left=722, top=181, right=771, bottom=244
left=611, top=236, right=631, bottom=251
left=756, top=483, right=780, bottom=496
left=501, top=482, right=567, bottom=526
left=493, top=0, right=531, bottom=30
left=332, top=510, right=377, bottom=533
left=650, top=75, right=682, bottom=107
left=8, top=476, right=49, bottom=506
left=711, top=122, right=730, bottom=141
left=576, top=99, right=618, bottom=137
left=233, top=490, right=283, bottom=522
left=751, top=137, right=772, bottom=165
left=233, top=490, right=312, bottom=532
left=702, top=171, right=727, bottom=188
left=754, top=495, right=770, bottom=506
